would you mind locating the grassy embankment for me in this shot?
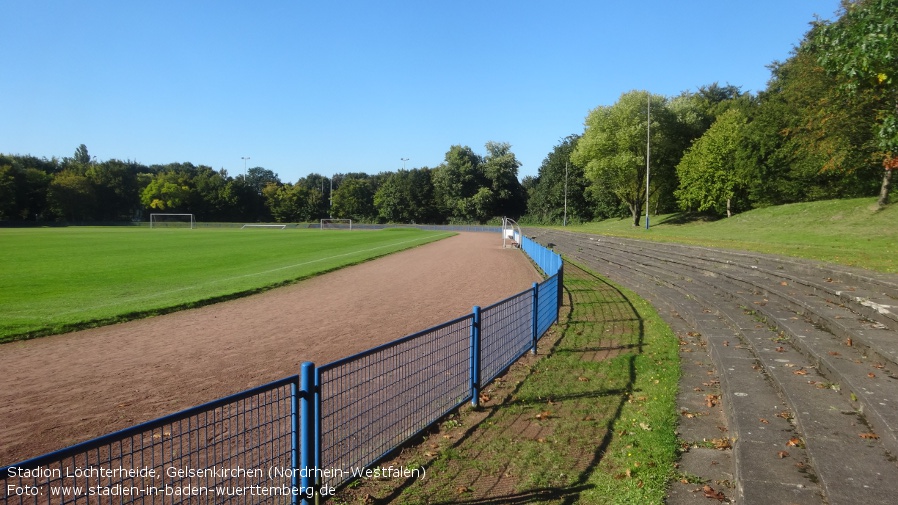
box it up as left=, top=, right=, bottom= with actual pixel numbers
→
left=568, top=196, right=898, bottom=273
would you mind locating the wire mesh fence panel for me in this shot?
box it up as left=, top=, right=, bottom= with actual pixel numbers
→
left=317, top=316, right=472, bottom=489
left=1, top=377, right=298, bottom=505
left=480, top=290, right=534, bottom=385
left=537, top=274, right=560, bottom=338
left=521, top=237, right=561, bottom=276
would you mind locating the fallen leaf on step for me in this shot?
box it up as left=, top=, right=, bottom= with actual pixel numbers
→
left=702, top=485, right=727, bottom=501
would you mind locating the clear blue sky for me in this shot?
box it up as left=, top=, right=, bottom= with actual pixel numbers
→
left=2, top=1, right=841, bottom=182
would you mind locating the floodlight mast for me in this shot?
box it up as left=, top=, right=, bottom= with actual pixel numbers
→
left=564, top=161, right=569, bottom=227
left=645, top=93, right=651, bottom=230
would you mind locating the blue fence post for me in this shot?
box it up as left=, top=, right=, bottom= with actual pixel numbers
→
left=314, top=368, right=324, bottom=499
left=299, top=362, right=315, bottom=505
left=291, top=377, right=300, bottom=505
left=470, top=306, right=481, bottom=407
left=531, top=282, right=539, bottom=354
left=557, top=262, right=564, bottom=313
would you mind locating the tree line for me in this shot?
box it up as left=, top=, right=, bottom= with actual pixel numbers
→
left=0, top=142, right=525, bottom=225
left=526, top=0, right=896, bottom=225
left=2, top=0, right=894, bottom=226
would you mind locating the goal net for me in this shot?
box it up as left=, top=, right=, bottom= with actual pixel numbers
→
left=320, top=218, right=352, bottom=230
left=150, top=213, right=196, bottom=229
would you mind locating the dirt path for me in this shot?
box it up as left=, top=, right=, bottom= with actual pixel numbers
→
left=0, top=232, right=541, bottom=466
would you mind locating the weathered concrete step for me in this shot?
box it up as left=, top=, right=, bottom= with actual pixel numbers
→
left=760, top=307, right=898, bottom=458
left=604, top=241, right=898, bottom=459
left=531, top=229, right=898, bottom=504
left=558, top=246, right=825, bottom=503
left=574, top=235, right=898, bottom=362
left=574, top=233, right=898, bottom=332
left=562, top=233, right=898, bottom=391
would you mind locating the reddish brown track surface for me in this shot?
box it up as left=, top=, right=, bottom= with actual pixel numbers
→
left=0, top=232, right=540, bottom=466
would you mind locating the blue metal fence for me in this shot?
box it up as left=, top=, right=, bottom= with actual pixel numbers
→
left=316, top=315, right=472, bottom=489
left=2, top=235, right=562, bottom=505
left=521, top=236, right=561, bottom=276
left=480, top=290, right=534, bottom=386
left=2, top=376, right=298, bottom=504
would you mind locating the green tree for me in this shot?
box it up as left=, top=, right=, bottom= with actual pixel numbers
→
left=432, top=145, right=484, bottom=222
left=813, top=0, right=898, bottom=206
left=73, top=144, right=91, bottom=166
left=675, top=109, right=749, bottom=217
left=86, top=160, right=140, bottom=220
left=246, top=166, right=281, bottom=193
left=0, top=165, right=16, bottom=220
left=525, top=135, right=594, bottom=224
left=374, top=168, right=437, bottom=223
left=331, top=178, right=375, bottom=220
left=735, top=36, right=884, bottom=207
left=296, top=173, right=332, bottom=219
left=481, top=141, right=526, bottom=218
left=16, top=165, right=54, bottom=221
left=47, top=171, right=95, bottom=221
left=140, top=171, right=192, bottom=211
left=190, top=166, right=236, bottom=220
left=571, top=90, right=678, bottom=226
left=263, top=182, right=321, bottom=222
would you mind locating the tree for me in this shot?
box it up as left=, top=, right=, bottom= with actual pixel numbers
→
left=481, top=141, right=526, bottom=218
left=86, top=160, right=140, bottom=220
left=0, top=165, right=16, bottom=220
left=47, top=171, right=95, bottom=221
left=432, top=145, right=484, bottom=222
left=525, top=135, right=594, bottom=224
left=140, top=171, right=192, bottom=211
left=296, top=173, right=332, bottom=219
left=813, top=0, right=898, bottom=206
left=374, top=168, right=437, bottom=223
left=73, top=144, right=91, bottom=165
left=431, top=143, right=524, bottom=223
left=190, top=166, right=236, bottom=220
left=571, top=91, right=678, bottom=226
left=331, top=178, right=375, bottom=220
left=245, top=166, right=281, bottom=193
left=675, top=109, right=749, bottom=217
left=263, top=182, right=321, bottom=223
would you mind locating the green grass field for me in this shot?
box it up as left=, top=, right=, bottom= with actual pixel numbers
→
left=0, top=227, right=452, bottom=343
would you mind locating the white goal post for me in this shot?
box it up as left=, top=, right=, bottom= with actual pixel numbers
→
left=241, top=224, right=287, bottom=229
left=502, top=217, right=522, bottom=248
left=150, top=213, right=196, bottom=229
left=320, top=218, right=352, bottom=230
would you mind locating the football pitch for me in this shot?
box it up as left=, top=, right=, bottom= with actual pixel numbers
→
left=0, top=226, right=452, bottom=343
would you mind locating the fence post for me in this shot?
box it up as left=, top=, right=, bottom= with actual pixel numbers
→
left=557, top=261, right=564, bottom=313
left=531, top=282, right=539, bottom=354
left=291, top=378, right=300, bottom=505
left=470, top=306, right=481, bottom=407
left=299, top=361, right=315, bottom=505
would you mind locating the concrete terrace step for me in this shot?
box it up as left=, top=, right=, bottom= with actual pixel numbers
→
left=527, top=228, right=898, bottom=505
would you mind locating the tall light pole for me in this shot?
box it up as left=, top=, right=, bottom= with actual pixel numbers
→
left=563, top=161, right=569, bottom=227
left=241, top=156, right=250, bottom=180
left=329, top=175, right=334, bottom=218
left=645, top=92, right=651, bottom=230
left=401, top=157, right=409, bottom=170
